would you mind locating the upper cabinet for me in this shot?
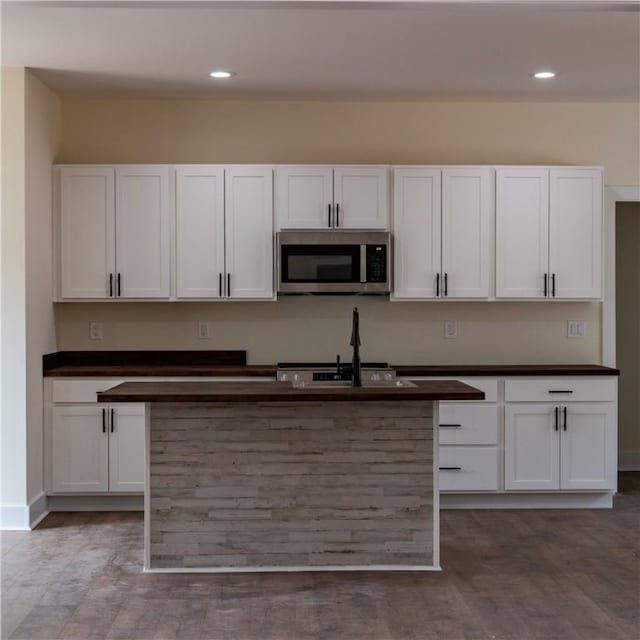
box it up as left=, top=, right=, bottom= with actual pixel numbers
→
left=393, top=166, right=493, bottom=299
left=496, top=167, right=602, bottom=299
left=175, top=165, right=274, bottom=300
left=57, top=165, right=171, bottom=300
left=276, top=166, right=388, bottom=230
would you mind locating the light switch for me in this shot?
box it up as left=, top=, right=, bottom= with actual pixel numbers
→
left=89, top=322, right=103, bottom=340
left=567, top=321, right=586, bottom=339
left=444, top=320, right=458, bottom=339
left=197, top=321, right=210, bottom=340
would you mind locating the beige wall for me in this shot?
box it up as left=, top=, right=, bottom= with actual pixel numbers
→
left=25, top=72, right=61, bottom=503
left=53, top=97, right=634, bottom=364
left=58, top=99, right=639, bottom=184
left=56, top=299, right=601, bottom=365
left=616, top=202, right=640, bottom=461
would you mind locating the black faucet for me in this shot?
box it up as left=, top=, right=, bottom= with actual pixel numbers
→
left=350, top=307, right=362, bottom=387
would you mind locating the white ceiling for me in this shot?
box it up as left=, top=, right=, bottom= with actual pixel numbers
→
left=2, top=1, right=639, bottom=100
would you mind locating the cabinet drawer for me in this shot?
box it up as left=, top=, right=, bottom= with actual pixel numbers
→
left=439, top=446, right=498, bottom=492
left=505, top=378, right=616, bottom=403
left=439, top=404, right=498, bottom=445
left=52, top=379, right=125, bottom=403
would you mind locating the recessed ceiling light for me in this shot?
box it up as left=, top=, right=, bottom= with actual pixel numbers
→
left=209, top=70, right=235, bottom=79
left=533, top=71, right=556, bottom=79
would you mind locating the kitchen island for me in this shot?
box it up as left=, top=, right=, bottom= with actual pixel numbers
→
left=98, top=380, right=483, bottom=572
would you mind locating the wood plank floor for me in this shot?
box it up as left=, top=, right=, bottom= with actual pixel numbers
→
left=2, top=473, right=638, bottom=640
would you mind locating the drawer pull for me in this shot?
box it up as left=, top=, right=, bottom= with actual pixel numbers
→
left=439, top=466, right=462, bottom=471
left=548, top=390, right=574, bottom=394
left=440, top=423, right=462, bottom=428
left=563, top=406, right=567, bottom=431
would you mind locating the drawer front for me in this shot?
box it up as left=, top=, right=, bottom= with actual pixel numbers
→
left=439, top=446, right=498, bottom=492
left=505, top=378, right=616, bottom=403
left=52, top=379, right=126, bottom=403
left=439, top=404, right=499, bottom=445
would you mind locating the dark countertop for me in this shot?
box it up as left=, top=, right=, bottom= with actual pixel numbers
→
left=97, top=380, right=485, bottom=404
left=395, top=364, right=620, bottom=377
left=44, top=364, right=276, bottom=377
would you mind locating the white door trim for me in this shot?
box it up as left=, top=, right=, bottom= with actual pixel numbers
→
left=602, top=186, right=640, bottom=367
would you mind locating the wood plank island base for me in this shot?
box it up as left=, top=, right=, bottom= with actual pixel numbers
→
left=98, top=381, right=484, bottom=573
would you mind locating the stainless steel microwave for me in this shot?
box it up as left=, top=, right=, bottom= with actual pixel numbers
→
left=277, top=230, right=391, bottom=294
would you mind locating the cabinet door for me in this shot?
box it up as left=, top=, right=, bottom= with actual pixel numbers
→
left=115, top=166, right=171, bottom=298
left=496, top=168, right=549, bottom=298
left=276, top=166, right=334, bottom=230
left=59, top=167, right=115, bottom=299
left=392, top=168, right=441, bottom=299
left=108, top=404, right=146, bottom=493
left=549, top=168, right=602, bottom=299
left=442, top=167, right=493, bottom=298
left=52, top=406, right=108, bottom=493
left=560, top=403, right=616, bottom=490
left=333, top=167, right=388, bottom=229
left=505, top=404, right=560, bottom=490
left=225, top=166, right=274, bottom=299
left=176, top=166, right=225, bottom=298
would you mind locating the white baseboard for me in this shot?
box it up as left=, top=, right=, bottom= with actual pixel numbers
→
left=441, top=492, right=614, bottom=509
left=0, top=492, right=50, bottom=530
left=619, top=450, right=640, bottom=471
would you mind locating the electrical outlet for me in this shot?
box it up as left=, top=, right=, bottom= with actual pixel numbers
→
left=567, top=321, right=586, bottom=339
left=444, top=320, right=458, bottom=339
left=197, top=321, right=210, bottom=340
left=89, top=322, right=103, bottom=340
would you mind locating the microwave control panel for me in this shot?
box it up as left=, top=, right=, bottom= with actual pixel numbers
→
left=366, top=245, right=388, bottom=283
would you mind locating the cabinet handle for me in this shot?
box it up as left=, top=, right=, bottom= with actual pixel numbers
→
left=548, top=390, right=573, bottom=394
left=328, top=204, right=331, bottom=228
left=227, top=273, right=231, bottom=297
left=444, top=272, right=448, bottom=297
left=440, top=423, right=462, bottom=428
left=102, top=408, right=106, bottom=433
left=544, top=273, right=548, bottom=297
left=110, top=408, right=115, bottom=433
left=219, top=273, right=223, bottom=297
left=117, top=273, right=121, bottom=297
left=551, top=273, right=556, bottom=297
left=436, top=273, right=440, bottom=297
left=439, top=467, right=462, bottom=471
left=109, top=273, right=113, bottom=297
left=336, top=203, right=340, bottom=228
left=554, top=406, right=559, bottom=432
left=563, top=406, right=567, bottom=431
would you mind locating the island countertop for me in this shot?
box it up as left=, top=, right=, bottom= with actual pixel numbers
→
left=97, top=380, right=484, bottom=403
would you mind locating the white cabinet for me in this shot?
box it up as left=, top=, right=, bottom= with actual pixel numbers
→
left=51, top=404, right=145, bottom=494
left=59, top=167, right=115, bottom=299
left=505, top=402, right=616, bottom=491
left=496, top=167, right=602, bottom=299
left=276, top=166, right=388, bottom=230
left=58, top=165, right=171, bottom=299
left=393, top=167, right=492, bottom=299
left=52, top=406, right=109, bottom=492
left=225, top=166, right=275, bottom=299
left=176, top=165, right=274, bottom=299
left=176, top=166, right=226, bottom=298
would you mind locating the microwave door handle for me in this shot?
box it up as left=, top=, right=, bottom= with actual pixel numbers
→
left=360, top=245, right=367, bottom=283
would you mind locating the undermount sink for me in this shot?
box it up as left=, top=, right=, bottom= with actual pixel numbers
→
left=291, top=379, right=417, bottom=389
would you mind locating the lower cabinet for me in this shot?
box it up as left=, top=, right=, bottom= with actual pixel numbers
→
left=52, top=404, right=145, bottom=493
left=439, top=446, right=499, bottom=491
left=505, top=403, right=616, bottom=491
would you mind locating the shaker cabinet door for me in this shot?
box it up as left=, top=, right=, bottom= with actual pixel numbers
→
left=108, top=404, right=146, bottom=493
left=549, top=168, right=602, bottom=299
left=224, top=166, right=274, bottom=299
left=392, top=168, right=442, bottom=298
left=496, top=168, right=549, bottom=298
left=276, top=166, right=334, bottom=230
left=441, top=167, right=493, bottom=298
left=176, top=166, right=226, bottom=298
left=59, top=167, right=115, bottom=299
left=333, top=167, right=388, bottom=229
left=115, top=166, right=171, bottom=298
